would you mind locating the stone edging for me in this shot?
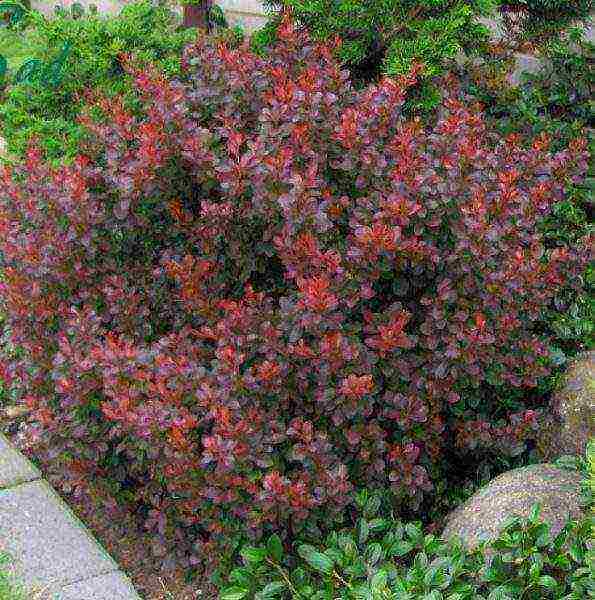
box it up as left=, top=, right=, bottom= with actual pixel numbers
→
left=0, top=433, right=143, bottom=600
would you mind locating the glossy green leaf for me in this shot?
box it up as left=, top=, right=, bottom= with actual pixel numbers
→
left=389, top=540, right=414, bottom=557
left=221, top=586, right=249, bottom=600
left=365, top=542, right=383, bottom=566
left=267, top=534, right=283, bottom=562
left=538, top=575, right=559, bottom=589
left=241, top=546, right=267, bottom=565
left=259, top=581, right=287, bottom=598
left=370, top=569, right=388, bottom=591
left=298, top=545, right=334, bottom=575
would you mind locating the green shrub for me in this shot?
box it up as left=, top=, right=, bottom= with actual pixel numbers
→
left=479, top=27, right=594, bottom=143
left=0, top=553, right=26, bottom=600
left=0, top=1, right=196, bottom=161
left=254, top=1, right=498, bottom=107
left=0, top=24, right=47, bottom=72
left=219, top=458, right=593, bottom=599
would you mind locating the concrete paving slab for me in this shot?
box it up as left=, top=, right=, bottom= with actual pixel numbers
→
left=0, top=433, right=41, bottom=488
left=0, top=480, right=119, bottom=594
left=55, top=571, right=143, bottom=600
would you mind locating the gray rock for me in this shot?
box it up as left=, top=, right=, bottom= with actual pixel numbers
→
left=442, top=463, right=583, bottom=549
left=539, top=351, right=595, bottom=460
left=508, top=53, right=546, bottom=86
left=477, top=15, right=507, bottom=42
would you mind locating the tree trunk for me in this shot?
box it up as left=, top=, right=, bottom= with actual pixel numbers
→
left=182, top=1, right=212, bottom=31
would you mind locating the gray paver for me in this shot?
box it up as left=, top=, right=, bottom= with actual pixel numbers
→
left=0, top=433, right=41, bottom=488
left=0, top=480, right=118, bottom=594
left=55, top=571, right=143, bottom=600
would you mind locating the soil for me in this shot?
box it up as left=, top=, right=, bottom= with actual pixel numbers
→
left=64, top=484, right=210, bottom=600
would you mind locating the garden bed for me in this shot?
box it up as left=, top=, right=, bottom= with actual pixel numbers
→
left=0, top=2, right=593, bottom=598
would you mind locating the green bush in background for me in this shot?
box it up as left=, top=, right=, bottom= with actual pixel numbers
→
left=0, top=25, right=46, bottom=74
left=254, top=0, right=499, bottom=108
left=0, top=1, right=196, bottom=161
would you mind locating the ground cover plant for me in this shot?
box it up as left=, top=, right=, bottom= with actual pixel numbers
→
left=0, top=553, right=25, bottom=600
left=0, top=0, right=196, bottom=160
left=0, top=12, right=592, bottom=583
left=219, top=481, right=593, bottom=598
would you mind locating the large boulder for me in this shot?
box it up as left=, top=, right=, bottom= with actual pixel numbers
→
left=538, top=351, right=594, bottom=460
left=442, top=463, right=583, bottom=549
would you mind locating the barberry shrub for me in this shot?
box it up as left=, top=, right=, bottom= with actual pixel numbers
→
left=0, top=15, right=591, bottom=568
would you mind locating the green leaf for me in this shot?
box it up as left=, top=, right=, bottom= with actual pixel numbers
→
left=389, top=540, right=414, bottom=557
left=358, top=519, right=370, bottom=544
left=259, top=581, right=287, bottom=598
left=529, top=503, right=542, bottom=523
left=529, top=562, right=541, bottom=580
left=325, top=547, right=343, bottom=564
left=535, top=532, right=551, bottom=548
left=267, top=534, right=283, bottom=562
left=337, top=534, right=357, bottom=557
left=487, top=586, right=515, bottom=600
left=368, top=518, right=387, bottom=532
left=365, top=542, right=383, bottom=566
left=425, top=565, right=450, bottom=589
left=221, top=587, right=249, bottom=600
left=298, top=544, right=334, bottom=575
left=293, top=567, right=307, bottom=585
left=482, top=565, right=502, bottom=583
left=568, top=542, right=585, bottom=563
left=371, top=569, right=388, bottom=591
left=551, top=554, right=571, bottom=570
left=229, top=567, right=252, bottom=587
left=501, top=515, right=522, bottom=532
left=413, top=552, right=429, bottom=571
left=364, top=494, right=381, bottom=518
left=538, top=575, right=559, bottom=589
left=405, top=522, right=423, bottom=543
left=241, top=546, right=267, bottom=565
left=356, top=489, right=368, bottom=508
